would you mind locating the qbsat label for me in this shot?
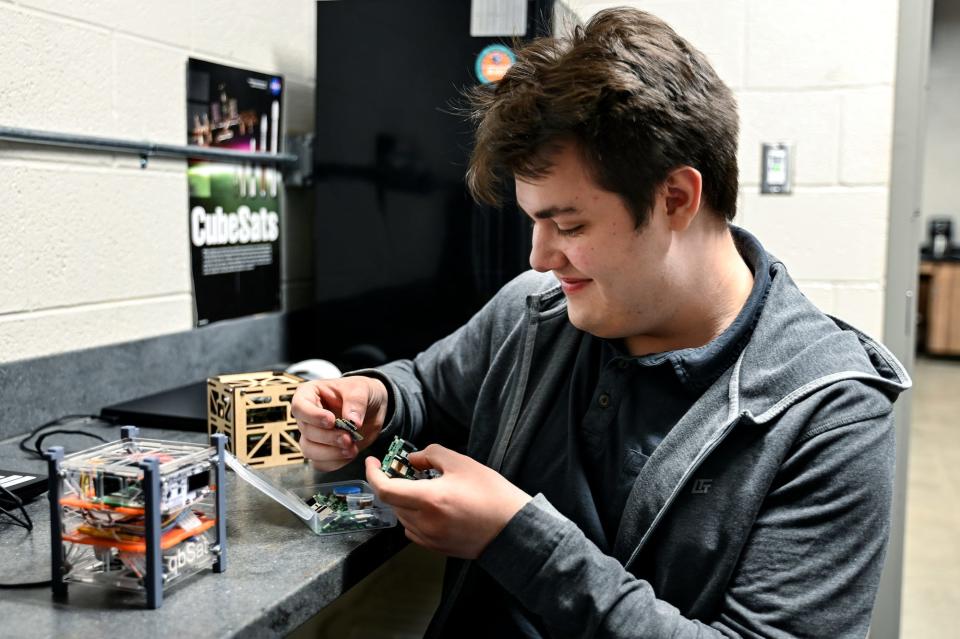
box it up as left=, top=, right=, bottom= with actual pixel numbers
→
left=191, top=205, right=279, bottom=247
left=165, top=536, right=212, bottom=579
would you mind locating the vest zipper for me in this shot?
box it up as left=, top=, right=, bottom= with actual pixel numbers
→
left=624, top=412, right=745, bottom=570
left=428, top=297, right=541, bottom=635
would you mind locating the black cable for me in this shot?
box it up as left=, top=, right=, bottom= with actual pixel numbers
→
left=34, top=429, right=108, bottom=458
left=1, top=415, right=117, bottom=590
left=3, top=415, right=113, bottom=533
left=0, top=483, right=32, bottom=531
left=18, top=414, right=98, bottom=455
left=0, top=486, right=47, bottom=588
left=0, top=579, right=52, bottom=589
left=18, top=414, right=114, bottom=459
left=0, top=504, right=31, bottom=530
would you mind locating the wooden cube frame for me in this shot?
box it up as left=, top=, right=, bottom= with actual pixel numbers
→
left=207, top=371, right=304, bottom=467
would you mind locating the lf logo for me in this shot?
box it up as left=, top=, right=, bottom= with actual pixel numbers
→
left=692, top=479, right=713, bottom=494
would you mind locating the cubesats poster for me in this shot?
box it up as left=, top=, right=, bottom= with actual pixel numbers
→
left=187, top=59, right=282, bottom=326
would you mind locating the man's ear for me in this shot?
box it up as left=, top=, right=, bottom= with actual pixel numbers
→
left=661, top=166, right=703, bottom=231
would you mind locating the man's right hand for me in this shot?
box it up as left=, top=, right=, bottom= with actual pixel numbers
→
left=291, top=375, right=389, bottom=472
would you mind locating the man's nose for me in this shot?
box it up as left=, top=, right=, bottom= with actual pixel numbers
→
left=528, top=225, right=565, bottom=273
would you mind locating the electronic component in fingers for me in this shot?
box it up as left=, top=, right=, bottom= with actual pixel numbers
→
left=334, top=417, right=363, bottom=442
left=380, top=436, right=440, bottom=480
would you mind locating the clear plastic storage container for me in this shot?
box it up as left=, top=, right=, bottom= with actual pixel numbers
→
left=225, top=454, right=396, bottom=535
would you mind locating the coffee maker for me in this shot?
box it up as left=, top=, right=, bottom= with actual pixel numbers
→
left=926, top=217, right=955, bottom=259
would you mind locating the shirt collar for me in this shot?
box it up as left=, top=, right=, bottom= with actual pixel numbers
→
left=604, top=225, right=771, bottom=392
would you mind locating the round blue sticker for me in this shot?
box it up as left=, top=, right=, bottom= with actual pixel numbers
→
left=475, top=44, right=516, bottom=84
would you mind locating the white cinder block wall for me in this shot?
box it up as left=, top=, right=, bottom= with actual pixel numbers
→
left=1, top=1, right=903, bottom=364
left=0, top=0, right=317, bottom=364
left=565, top=0, right=901, bottom=339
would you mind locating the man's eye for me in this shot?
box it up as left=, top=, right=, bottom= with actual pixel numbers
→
left=557, top=225, right=583, bottom=237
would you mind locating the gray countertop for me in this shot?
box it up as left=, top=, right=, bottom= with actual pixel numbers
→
left=0, top=423, right=406, bottom=638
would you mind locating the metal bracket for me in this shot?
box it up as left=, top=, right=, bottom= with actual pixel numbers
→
left=284, top=133, right=315, bottom=187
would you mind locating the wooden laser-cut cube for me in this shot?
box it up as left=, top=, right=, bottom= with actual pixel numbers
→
left=207, top=371, right=305, bottom=467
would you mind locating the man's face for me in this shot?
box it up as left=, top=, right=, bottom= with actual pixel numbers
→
left=516, top=144, right=674, bottom=341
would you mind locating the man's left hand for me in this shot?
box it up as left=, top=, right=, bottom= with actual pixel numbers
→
left=365, top=444, right=532, bottom=559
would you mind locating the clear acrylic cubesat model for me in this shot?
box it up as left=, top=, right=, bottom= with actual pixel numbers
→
left=44, top=427, right=227, bottom=608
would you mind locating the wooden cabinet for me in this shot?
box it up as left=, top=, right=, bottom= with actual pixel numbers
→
left=919, top=260, right=960, bottom=355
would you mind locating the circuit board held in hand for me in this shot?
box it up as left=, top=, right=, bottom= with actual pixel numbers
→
left=380, top=436, right=440, bottom=480
left=334, top=417, right=363, bottom=442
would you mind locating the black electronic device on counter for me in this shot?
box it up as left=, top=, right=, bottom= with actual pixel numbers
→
left=0, top=469, right=47, bottom=506
left=305, top=0, right=555, bottom=363
left=100, top=381, right=208, bottom=432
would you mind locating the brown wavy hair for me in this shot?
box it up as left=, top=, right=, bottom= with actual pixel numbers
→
left=467, top=7, right=739, bottom=226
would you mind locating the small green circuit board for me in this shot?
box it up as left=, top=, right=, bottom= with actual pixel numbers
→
left=380, top=436, right=440, bottom=480
left=318, top=511, right=383, bottom=533
left=306, top=492, right=348, bottom=515
left=306, top=490, right=383, bottom=533
left=99, top=484, right=143, bottom=508
left=334, top=417, right=363, bottom=441
left=380, top=436, right=418, bottom=479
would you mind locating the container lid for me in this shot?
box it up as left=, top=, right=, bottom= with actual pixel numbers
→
left=224, top=452, right=315, bottom=521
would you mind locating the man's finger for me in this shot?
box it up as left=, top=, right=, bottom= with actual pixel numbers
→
left=291, top=401, right=332, bottom=427
left=390, top=503, right=422, bottom=519
left=311, top=381, right=369, bottom=422
left=406, top=443, right=459, bottom=472
left=336, top=386, right=371, bottom=430
left=404, top=527, right=427, bottom=548
left=300, top=437, right=357, bottom=463
left=300, top=422, right=356, bottom=450
left=400, top=520, right=432, bottom=550
left=291, top=386, right=336, bottom=427
left=364, top=456, right=429, bottom=509
left=309, top=457, right=351, bottom=473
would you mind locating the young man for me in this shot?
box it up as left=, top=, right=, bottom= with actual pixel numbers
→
left=292, top=8, right=910, bottom=637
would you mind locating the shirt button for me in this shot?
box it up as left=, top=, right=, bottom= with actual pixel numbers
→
left=598, top=393, right=610, bottom=408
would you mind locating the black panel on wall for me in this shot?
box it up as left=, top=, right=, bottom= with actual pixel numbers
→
left=305, top=0, right=552, bottom=365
